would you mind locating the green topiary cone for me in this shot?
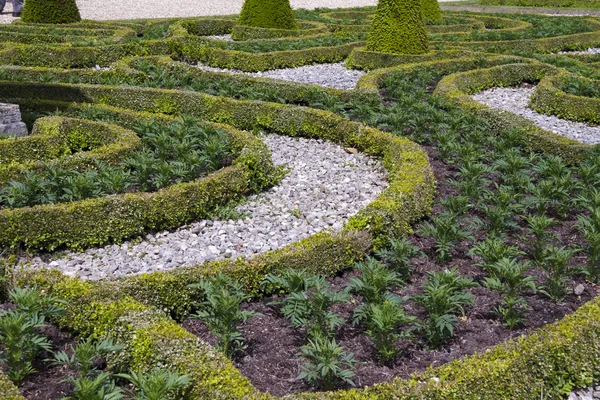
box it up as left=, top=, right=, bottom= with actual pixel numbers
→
left=21, top=0, right=81, bottom=24
left=238, top=0, right=297, bottom=30
left=422, top=0, right=443, bottom=22
left=366, top=0, right=429, bottom=55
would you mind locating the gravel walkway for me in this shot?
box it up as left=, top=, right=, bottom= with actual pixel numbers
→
left=570, top=386, right=600, bottom=400
left=472, top=86, right=600, bottom=145
left=560, top=47, right=600, bottom=54
left=22, top=134, right=387, bottom=280
left=195, top=62, right=366, bottom=90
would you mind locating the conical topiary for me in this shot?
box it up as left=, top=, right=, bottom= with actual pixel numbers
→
left=366, top=0, right=428, bottom=55
left=238, top=0, right=297, bottom=30
left=422, top=0, right=443, bottom=22
left=21, top=0, right=81, bottom=24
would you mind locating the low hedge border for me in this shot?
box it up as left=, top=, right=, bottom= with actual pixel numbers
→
left=531, top=71, right=600, bottom=124
left=0, top=27, right=135, bottom=45
left=0, top=64, right=147, bottom=86
left=445, top=18, right=600, bottom=54
left=0, top=79, right=434, bottom=249
left=345, top=48, right=475, bottom=71
left=0, top=116, right=141, bottom=186
left=433, top=62, right=593, bottom=163
left=231, top=21, right=330, bottom=41
left=136, top=56, right=381, bottom=106
left=480, top=0, right=600, bottom=8
left=0, top=107, right=279, bottom=251
left=0, top=371, right=24, bottom=400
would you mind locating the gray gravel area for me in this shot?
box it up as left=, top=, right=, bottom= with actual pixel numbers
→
left=21, top=134, right=387, bottom=280
left=559, top=47, right=600, bottom=54
left=195, top=62, right=366, bottom=90
left=472, top=86, right=600, bottom=145
left=0, top=1, right=19, bottom=24
left=570, top=385, right=600, bottom=400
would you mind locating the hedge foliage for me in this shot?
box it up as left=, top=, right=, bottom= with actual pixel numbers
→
left=531, top=72, right=600, bottom=124
left=0, top=372, right=24, bottom=400
left=238, top=0, right=297, bottom=30
left=231, top=21, right=329, bottom=41
left=422, top=0, right=443, bottom=21
left=0, top=103, right=279, bottom=250
left=21, top=0, right=81, bottom=24
left=366, top=0, right=429, bottom=54
left=0, top=116, right=140, bottom=186
left=434, top=62, right=593, bottom=164
left=480, top=0, right=600, bottom=8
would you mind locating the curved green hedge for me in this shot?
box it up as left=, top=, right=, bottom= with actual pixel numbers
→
left=231, top=21, right=329, bottom=41
left=0, top=111, right=277, bottom=251
left=21, top=0, right=81, bottom=24
left=346, top=48, right=473, bottom=71
left=0, top=117, right=141, bottom=186
left=531, top=72, right=600, bottom=124
left=480, top=0, right=600, bottom=8
left=434, top=62, right=593, bottom=163
left=238, top=0, right=297, bottom=30
left=0, top=371, right=24, bottom=400
left=366, top=0, right=429, bottom=54
left=422, top=0, right=443, bottom=21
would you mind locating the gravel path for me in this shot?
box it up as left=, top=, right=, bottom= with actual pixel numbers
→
left=472, top=86, right=600, bottom=145
left=195, top=62, right=366, bottom=89
left=22, top=134, right=387, bottom=280
left=560, top=47, right=600, bottom=54
left=570, top=386, right=600, bottom=400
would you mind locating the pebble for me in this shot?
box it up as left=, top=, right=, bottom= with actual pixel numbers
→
left=472, top=86, right=600, bottom=145
left=194, top=62, right=366, bottom=90
left=21, top=134, right=387, bottom=280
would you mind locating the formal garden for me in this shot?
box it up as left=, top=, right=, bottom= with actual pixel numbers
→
left=0, top=0, right=600, bottom=398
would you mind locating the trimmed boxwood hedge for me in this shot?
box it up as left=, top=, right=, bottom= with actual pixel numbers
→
left=0, top=78, right=435, bottom=251
left=0, top=371, right=24, bottom=400
left=238, top=0, right=297, bottom=30
left=0, top=116, right=141, bottom=186
left=531, top=72, right=600, bottom=124
left=21, top=0, right=81, bottom=24
left=433, top=62, right=593, bottom=163
left=480, top=0, right=600, bottom=8
left=345, top=48, right=474, bottom=71
left=0, top=107, right=279, bottom=250
left=366, top=0, right=429, bottom=55
left=231, top=21, right=329, bottom=41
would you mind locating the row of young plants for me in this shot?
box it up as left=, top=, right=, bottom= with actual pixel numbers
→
left=0, top=285, right=191, bottom=399
left=0, top=117, right=231, bottom=209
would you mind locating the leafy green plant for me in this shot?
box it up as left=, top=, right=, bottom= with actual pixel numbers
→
left=189, top=274, right=258, bottom=357
left=415, top=269, right=477, bottom=347
left=296, top=335, right=356, bottom=390
left=0, top=311, right=52, bottom=384
left=375, top=238, right=424, bottom=281
left=0, top=286, right=65, bottom=384
left=525, top=214, right=557, bottom=263
left=52, top=337, right=124, bottom=379
left=278, top=277, right=349, bottom=339
left=346, top=258, right=404, bottom=304
left=418, top=212, right=475, bottom=262
left=539, top=246, right=579, bottom=302
left=116, top=369, right=191, bottom=400
left=262, top=268, right=317, bottom=295
left=576, top=208, right=600, bottom=282
left=469, top=238, right=524, bottom=273
left=484, top=258, right=536, bottom=328
left=360, top=300, right=416, bottom=363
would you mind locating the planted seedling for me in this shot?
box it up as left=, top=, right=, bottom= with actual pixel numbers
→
left=484, top=258, right=536, bottom=328
left=375, top=238, right=424, bottom=281
left=116, top=369, right=192, bottom=400
left=418, top=212, right=475, bottom=263
left=296, top=334, right=356, bottom=390
left=189, top=274, right=258, bottom=357
left=415, top=269, right=478, bottom=348
left=539, top=246, right=579, bottom=302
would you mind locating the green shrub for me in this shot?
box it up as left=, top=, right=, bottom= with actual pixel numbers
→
left=422, top=0, right=443, bottom=22
left=21, top=0, right=82, bottom=24
left=238, top=0, right=297, bottom=30
left=366, top=0, right=429, bottom=55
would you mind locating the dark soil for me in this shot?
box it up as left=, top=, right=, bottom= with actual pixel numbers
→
left=183, top=144, right=599, bottom=397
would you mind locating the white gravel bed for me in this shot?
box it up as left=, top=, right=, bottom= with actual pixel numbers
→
left=559, top=47, right=600, bottom=55
left=22, top=134, right=387, bottom=280
left=569, top=385, right=600, bottom=400
left=472, top=86, right=600, bottom=145
left=205, top=34, right=234, bottom=42
left=195, top=62, right=366, bottom=90
left=0, top=2, right=19, bottom=24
